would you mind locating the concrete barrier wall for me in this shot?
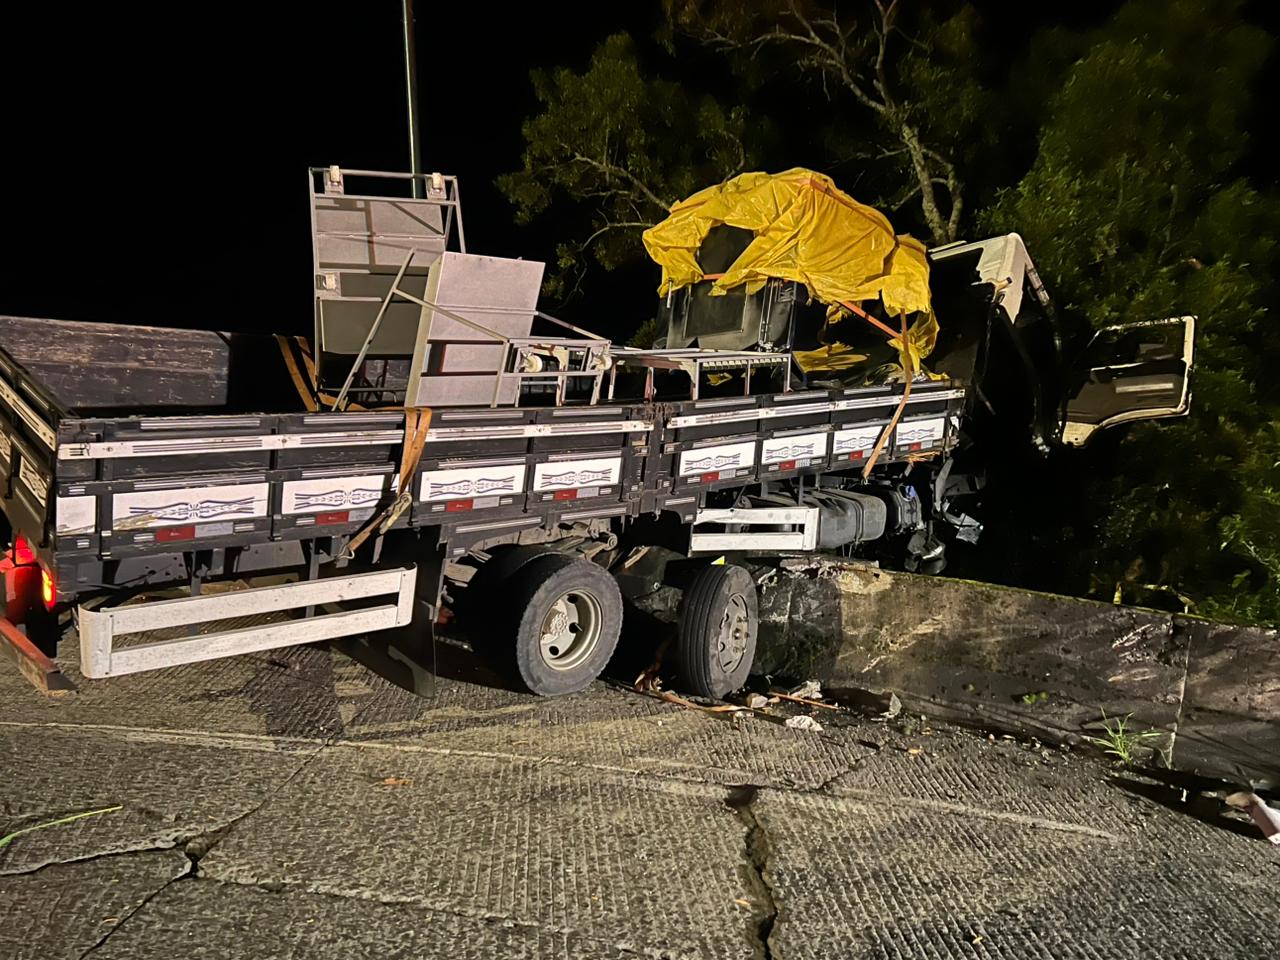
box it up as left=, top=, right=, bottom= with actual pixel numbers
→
left=751, top=559, right=1279, bottom=786
left=1173, top=617, right=1280, bottom=785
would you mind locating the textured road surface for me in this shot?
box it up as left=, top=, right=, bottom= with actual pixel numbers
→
left=1, top=634, right=1276, bottom=959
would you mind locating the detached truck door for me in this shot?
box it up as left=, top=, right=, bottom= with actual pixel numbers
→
left=1061, top=316, right=1196, bottom=446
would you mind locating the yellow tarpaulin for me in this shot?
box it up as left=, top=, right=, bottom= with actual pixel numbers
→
left=642, top=168, right=937, bottom=372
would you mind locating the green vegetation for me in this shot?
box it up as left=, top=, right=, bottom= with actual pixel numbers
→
left=1083, top=713, right=1167, bottom=767
left=0, top=804, right=121, bottom=851
left=497, top=33, right=751, bottom=303
left=982, top=0, right=1280, bottom=623
left=500, top=1, right=1279, bottom=624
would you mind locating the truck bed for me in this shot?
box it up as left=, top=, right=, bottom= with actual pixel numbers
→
left=0, top=316, right=965, bottom=603
left=0, top=316, right=304, bottom=417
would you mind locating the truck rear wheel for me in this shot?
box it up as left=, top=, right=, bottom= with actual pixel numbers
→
left=507, top=555, right=623, bottom=696
left=676, top=564, right=758, bottom=699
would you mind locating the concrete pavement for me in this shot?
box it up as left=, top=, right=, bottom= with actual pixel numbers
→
left=1, top=632, right=1276, bottom=959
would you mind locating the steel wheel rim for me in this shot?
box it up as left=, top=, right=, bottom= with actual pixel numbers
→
left=717, top=593, right=751, bottom=673
left=538, top=589, right=603, bottom=671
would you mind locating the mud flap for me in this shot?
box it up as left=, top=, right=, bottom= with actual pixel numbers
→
left=335, top=547, right=443, bottom=698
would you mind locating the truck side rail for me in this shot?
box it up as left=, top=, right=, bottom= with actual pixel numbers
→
left=79, top=565, right=416, bottom=678
left=32, top=380, right=964, bottom=604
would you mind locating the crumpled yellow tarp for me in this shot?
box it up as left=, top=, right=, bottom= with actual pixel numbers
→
left=642, top=168, right=936, bottom=372
left=791, top=342, right=869, bottom=373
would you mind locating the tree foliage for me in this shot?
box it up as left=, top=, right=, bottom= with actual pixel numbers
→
left=981, top=0, right=1280, bottom=621
left=665, top=0, right=990, bottom=244
left=497, top=33, right=750, bottom=303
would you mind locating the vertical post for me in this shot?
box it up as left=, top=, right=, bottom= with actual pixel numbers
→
left=401, top=0, right=424, bottom=199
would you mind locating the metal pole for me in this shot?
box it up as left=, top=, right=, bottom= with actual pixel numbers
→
left=401, top=0, right=424, bottom=198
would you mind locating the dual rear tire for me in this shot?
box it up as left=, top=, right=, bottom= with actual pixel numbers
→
left=472, top=550, right=758, bottom=700
left=500, top=554, right=623, bottom=697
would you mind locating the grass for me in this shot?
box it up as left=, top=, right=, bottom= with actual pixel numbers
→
left=1083, top=713, right=1167, bottom=766
left=0, top=805, right=122, bottom=851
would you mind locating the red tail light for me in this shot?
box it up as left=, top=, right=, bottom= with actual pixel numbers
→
left=13, top=535, right=35, bottom=565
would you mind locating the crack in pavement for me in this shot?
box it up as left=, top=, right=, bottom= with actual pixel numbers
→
left=0, top=740, right=325, bottom=879
left=810, top=753, right=869, bottom=794
left=5, top=705, right=1135, bottom=960
left=60, top=695, right=394, bottom=959
left=724, top=785, right=778, bottom=960
left=1165, top=616, right=1193, bottom=767
left=76, top=845, right=197, bottom=960
left=200, top=874, right=675, bottom=960
left=72, top=780, right=315, bottom=957
left=48, top=860, right=683, bottom=960
left=74, top=822, right=257, bottom=960
left=0, top=817, right=238, bottom=879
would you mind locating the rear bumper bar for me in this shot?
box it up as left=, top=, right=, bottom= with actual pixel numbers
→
left=689, top=506, right=819, bottom=554
left=79, top=566, right=416, bottom=679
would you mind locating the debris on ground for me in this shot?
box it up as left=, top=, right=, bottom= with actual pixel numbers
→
left=640, top=685, right=752, bottom=717
left=632, top=638, right=673, bottom=693
left=1225, top=792, right=1280, bottom=845
left=826, top=685, right=902, bottom=719
left=770, top=690, right=839, bottom=711
left=789, top=679, right=823, bottom=701
left=744, top=693, right=771, bottom=710
left=785, top=715, right=823, bottom=732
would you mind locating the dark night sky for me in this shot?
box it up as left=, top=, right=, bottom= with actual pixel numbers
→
left=1, top=2, right=1274, bottom=337
left=0, top=3, right=660, bottom=333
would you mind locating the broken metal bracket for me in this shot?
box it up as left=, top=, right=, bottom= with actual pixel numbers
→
left=0, top=616, right=75, bottom=695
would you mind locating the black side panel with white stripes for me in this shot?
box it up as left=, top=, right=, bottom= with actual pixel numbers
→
left=0, top=345, right=965, bottom=598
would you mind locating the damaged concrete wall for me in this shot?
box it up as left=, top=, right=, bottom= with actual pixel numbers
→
left=751, top=559, right=1279, bottom=786
left=1173, top=617, right=1280, bottom=785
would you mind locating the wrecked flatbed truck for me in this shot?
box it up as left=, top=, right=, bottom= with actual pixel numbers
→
left=0, top=167, right=1195, bottom=698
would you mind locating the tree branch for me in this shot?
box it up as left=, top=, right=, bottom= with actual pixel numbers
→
left=579, top=220, right=654, bottom=249
left=678, top=0, right=966, bottom=242
left=569, top=151, right=672, bottom=212
left=783, top=1, right=888, bottom=114
left=871, top=0, right=898, bottom=105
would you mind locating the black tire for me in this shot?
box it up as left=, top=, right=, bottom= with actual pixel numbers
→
left=676, top=564, right=758, bottom=699
left=504, top=555, right=623, bottom=696
left=475, top=544, right=558, bottom=587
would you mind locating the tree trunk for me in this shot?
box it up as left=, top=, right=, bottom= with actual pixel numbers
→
left=900, top=122, right=951, bottom=245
